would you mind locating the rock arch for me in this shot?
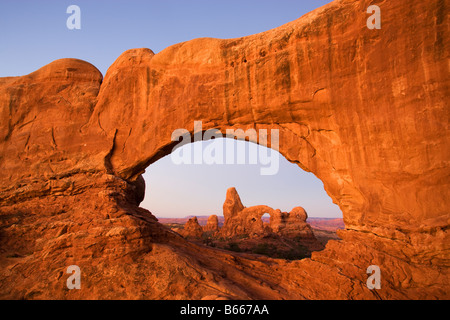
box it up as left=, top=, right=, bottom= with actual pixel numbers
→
left=219, top=187, right=324, bottom=252
left=0, top=0, right=448, bottom=299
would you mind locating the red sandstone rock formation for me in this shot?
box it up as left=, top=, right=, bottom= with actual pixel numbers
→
left=0, top=0, right=448, bottom=300
left=272, top=207, right=317, bottom=240
left=204, top=215, right=219, bottom=233
left=220, top=188, right=323, bottom=251
left=180, top=217, right=204, bottom=239
left=223, top=188, right=245, bottom=220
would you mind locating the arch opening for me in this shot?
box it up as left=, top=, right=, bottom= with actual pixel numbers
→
left=261, top=213, right=271, bottom=224
left=140, top=137, right=343, bottom=260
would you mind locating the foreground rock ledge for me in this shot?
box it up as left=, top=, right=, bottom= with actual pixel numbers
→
left=0, top=0, right=448, bottom=299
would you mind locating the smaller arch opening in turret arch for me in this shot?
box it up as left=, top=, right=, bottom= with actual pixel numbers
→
left=261, top=213, right=271, bottom=223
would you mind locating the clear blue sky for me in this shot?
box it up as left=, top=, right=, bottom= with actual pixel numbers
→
left=0, top=0, right=341, bottom=218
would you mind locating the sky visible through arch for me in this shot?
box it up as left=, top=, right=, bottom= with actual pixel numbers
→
left=143, top=139, right=342, bottom=218
left=0, top=0, right=340, bottom=218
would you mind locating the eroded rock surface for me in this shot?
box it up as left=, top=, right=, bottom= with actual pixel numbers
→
left=204, top=215, right=220, bottom=234
left=0, top=0, right=448, bottom=300
left=220, top=188, right=322, bottom=251
left=176, top=189, right=323, bottom=256
left=180, top=217, right=204, bottom=239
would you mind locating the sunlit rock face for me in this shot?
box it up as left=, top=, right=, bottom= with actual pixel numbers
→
left=204, top=215, right=220, bottom=233
left=0, top=0, right=448, bottom=300
left=221, top=188, right=319, bottom=242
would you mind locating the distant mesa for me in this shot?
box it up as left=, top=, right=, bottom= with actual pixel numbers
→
left=0, top=0, right=447, bottom=300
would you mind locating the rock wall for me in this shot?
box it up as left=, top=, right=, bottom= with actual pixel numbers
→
left=0, top=0, right=448, bottom=299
